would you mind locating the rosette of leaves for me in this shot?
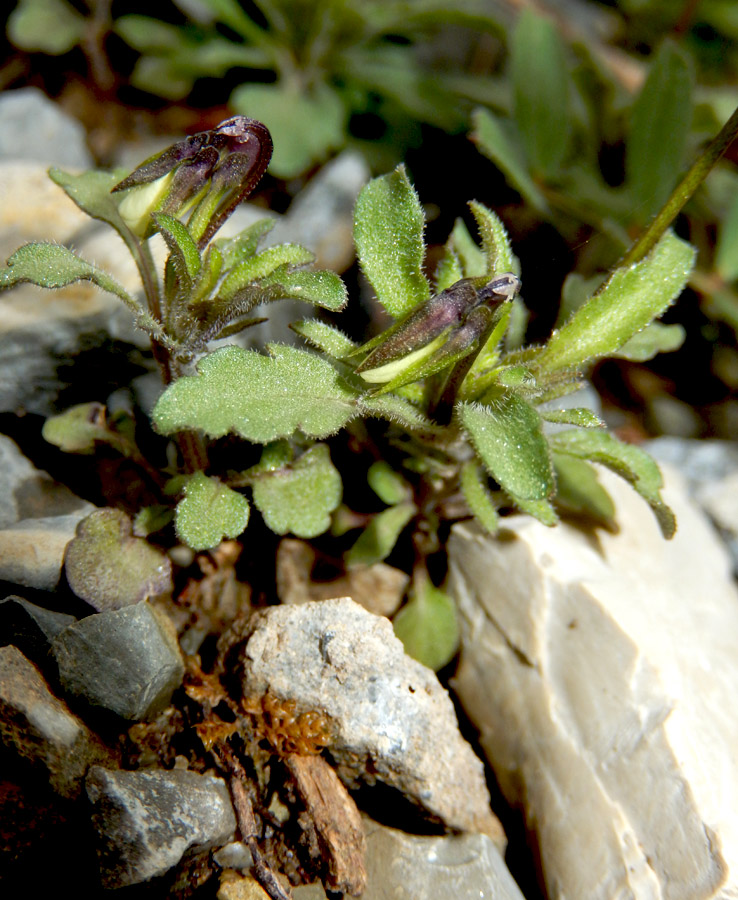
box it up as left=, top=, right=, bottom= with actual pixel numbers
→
left=153, top=163, right=695, bottom=552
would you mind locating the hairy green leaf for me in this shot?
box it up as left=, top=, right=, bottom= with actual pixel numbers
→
left=468, top=201, right=515, bottom=276
left=263, top=269, right=348, bottom=311
left=550, top=429, right=675, bottom=538
left=511, top=9, right=570, bottom=177
left=449, top=218, right=486, bottom=278
left=368, top=461, right=413, bottom=505
left=393, top=576, right=459, bottom=671
left=49, top=168, right=133, bottom=238
left=359, top=393, right=436, bottom=432
left=251, top=444, right=342, bottom=538
left=42, top=402, right=113, bottom=454
left=514, top=496, right=559, bottom=526
left=219, top=244, right=315, bottom=300
left=460, top=461, right=499, bottom=535
left=64, top=509, right=172, bottom=611
left=536, top=230, right=695, bottom=373
left=345, top=501, right=416, bottom=569
left=291, top=319, right=357, bottom=357
left=626, top=41, right=693, bottom=223
left=612, top=322, right=685, bottom=362
left=459, top=395, right=554, bottom=502
left=434, top=247, right=464, bottom=292
left=175, top=472, right=250, bottom=551
left=540, top=407, right=605, bottom=428
left=472, top=108, right=549, bottom=213
left=216, top=218, right=275, bottom=268
left=154, top=212, right=202, bottom=286
left=153, top=344, right=358, bottom=442
left=354, top=165, right=430, bottom=318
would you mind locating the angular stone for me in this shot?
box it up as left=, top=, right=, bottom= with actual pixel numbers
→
left=0, top=511, right=94, bottom=590
left=0, top=595, right=76, bottom=661
left=237, top=598, right=502, bottom=843
left=86, top=766, right=236, bottom=888
left=52, top=602, right=184, bottom=720
left=0, top=646, right=114, bottom=799
left=450, top=466, right=738, bottom=900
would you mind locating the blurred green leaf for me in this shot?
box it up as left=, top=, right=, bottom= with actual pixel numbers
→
left=449, top=218, right=486, bottom=278
left=49, top=168, right=133, bottom=238
left=511, top=9, right=570, bottom=177
left=626, top=41, right=693, bottom=223
left=354, top=165, right=430, bottom=318
left=550, top=429, right=675, bottom=538
left=175, top=472, right=250, bottom=551
left=345, top=501, right=416, bottom=569
left=368, top=461, right=413, bottom=505
left=612, top=322, right=685, bottom=361
left=458, top=395, right=554, bottom=502
left=553, top=453, right=616, bottom=528
left=9, top=0, right=85, bottom=54
left=393, top=575, right=459, bottom=671
left=251, top=444, right=342, bottom=538
left=535, top=230, right=695, bottom=373
left=715, top=190, right=738, bottom=282
left=153, top=344, right=358, bottom=442
left=42, top=402, right=113, bottom=454
left=540, top=407, right=605, bottom=428
left=472, top=108, right=549, bottom=213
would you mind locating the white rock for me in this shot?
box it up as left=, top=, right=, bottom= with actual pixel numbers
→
left=449, top=466, right=738, bottom=900
left=0, top=88, right=93, bottom=168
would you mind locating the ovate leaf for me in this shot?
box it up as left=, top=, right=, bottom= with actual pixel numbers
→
left=153, top=344, right=358, bottom=442
left=263, top=269, right=347, bottom=311
left=353, top=165, right=430, bottom=318
left=553, top=453, right=616, bottom=529
left=219, top=244, right=315, bottom=299
left=458, top=395, right=554, bottom=502
left=175, top=472, right=250, bottom=551
left=251, top=444, right=342, bottom=538
left=345, top=501, right=416, bottom=569
left=550, top=429, right=675, bottom=538
left=535, top=230, right=695, bottom=374
left=626, top=41, right=693, bottom=223
left=511, top=9, right=570, bottom=177
left=367, top=461, right=413, bottom=506
left=393, top=575, right=459, bottom=671
left=42, top=402, right=114, bottom=454
left=9, top=0, right=85, bottom=54
left=64, top=509, right=172, bottom=611
left=460, top=461, right=500, bottom=535
left=49, top=168, right=133, bottom=238
left=291, top=319, right=357, bottom=358
left=540, top=407, right=605, bottom=428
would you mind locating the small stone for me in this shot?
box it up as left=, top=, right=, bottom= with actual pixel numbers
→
left=86, top=766, right=236, bottom=888
left=360, top=818, right=526, bottom=900
left=237, top=598, right=502, bottom=842
left=0, top=88, right=93, bottom=168
left=450, top=466, right=738, bottom=900
left=218, top=871, right=272, bottom=900
left=0, top=646, right=115, bottom=799
left=52, top=602, right=184, bottom=720
left=0, top=594, right=76, bottom=661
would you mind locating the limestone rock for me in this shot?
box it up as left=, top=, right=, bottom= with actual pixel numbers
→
left=0, top=595, right=76, bottom=662
left=237, top=597, right=503, bottom=842
left=449, top=466, right=738, bottom=900
left=0, top=645, right=115, bottom=799
left=52, top=602, right=184, bottom=720
left=0, top=88, right=93, bottom=168
left=86, top=766, right=236, bottom=888
left=0, top=512, right=95, bottom=590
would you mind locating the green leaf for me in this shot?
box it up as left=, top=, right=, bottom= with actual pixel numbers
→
left=460, top=461, right=499, bottom=535
left=434, top=248, right=464, bottom=292
left=459, top=395, right=554, bottom=502
left=231, top=82, right=345, bottom=177
left=154, top=212, right=202, bottom=285
left=368, top=461, right=413, bottom=505
left=64, top=510, right=172, bottom=611
left=540, top=407, right=605, bottom=428
left=511, top=9, right=570, bottom=177
left=716, top=191, right=738, bottom=282
left=263, top=270, right=348, bottom=312
left=153, top=344, right=358, bottom=442
left=217, top=218, right=275, bottom=268
left=535, top=230, right=695, bottom=374
left=251, top=444, right=342, bottom=538
left=393, top=575, right=459, bottom=671
left=42, top=402, right=114, bottom=454
left=359, top=393, right=436, bottom=433
left=354, top=165, right=430, bottom=318
left=612, top=322, right=685, bottom=362
left=291, top=320, right=357, bottom=358
left=514, top=496, right=559, bottom=526
left=0, top=242, right=137, bottom=307
left=175, top=471, right=250, bottom=551
left=133, top=505, right=174, bottom=537
left=471, top=108, right=549, bottom=213
left=345, top=501, right=416, bottom=569
left=552, top=453, right=616, bottom=529
left=468, top=201, right=515, bottom=276
left=48, top=168, right=133, bottom=239
left=449, top=218, right=486, bottom=279
left=219, top=244, right=315, bottom=300
left=8, top=0, right=85, bottom=54
left=626, top=41, right=693, bottom=223
left=549, top=429, right=675, bottom=538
